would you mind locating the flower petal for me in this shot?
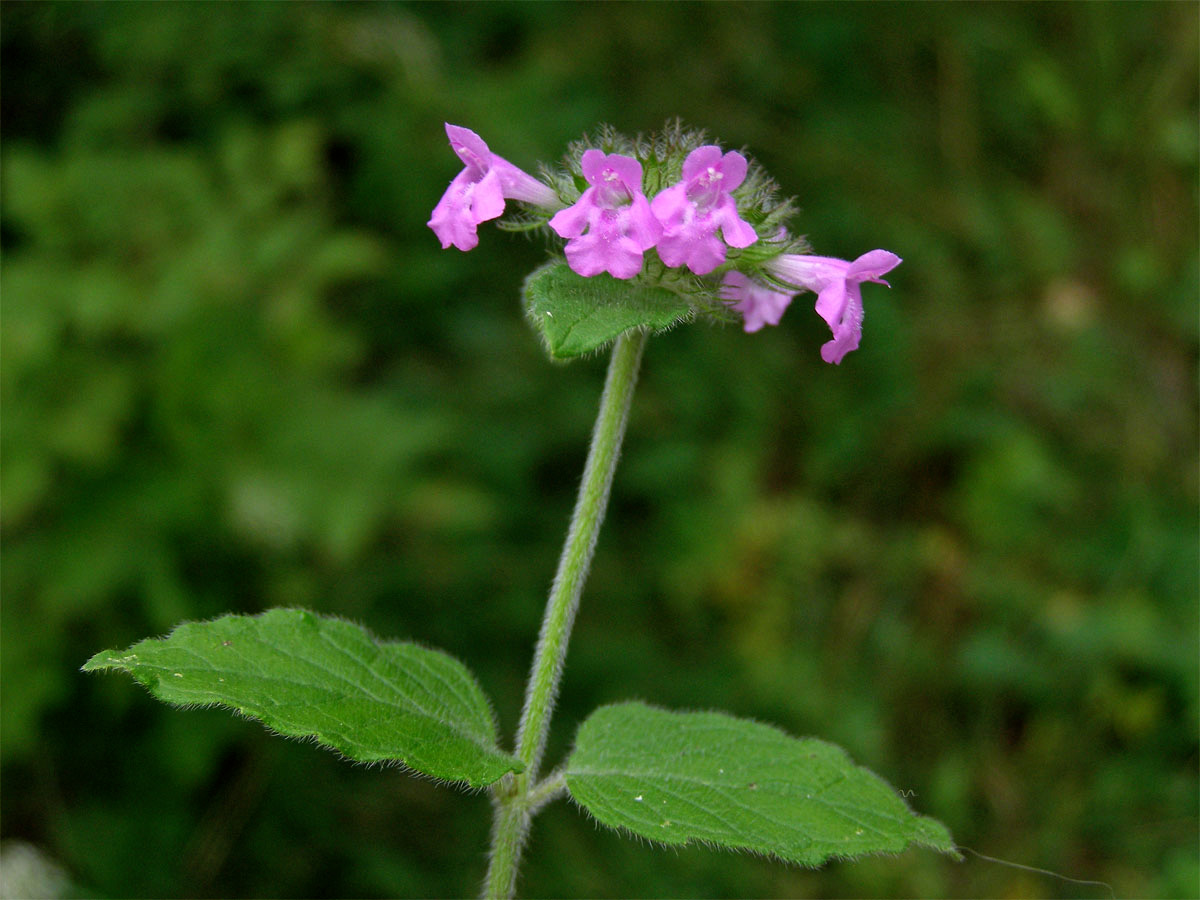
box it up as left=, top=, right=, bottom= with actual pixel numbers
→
left=722, top=272, right=795, bottom=333
left=716, top=150, right=748, bottom=190
left=650, top=183, right=689, bottom=224
left=428, top=170, right=483, bottom=250
left=470, top=169, right=506, bottom=222
left=769, top=255, right=847, bottom=293
left=563, top=224, right=646, bottom=279
left=819, top=283, right=864, bottom=364
left=626, top=194, right=662, bottom=250
left=582, top=150, right=643, bottom=196
left=548, top=187, right=596, bottom=238
left=579, top=148, right=607, bottom=183
left=713, top=197, right=758, bottom=249
left=845, top=249, right=902, bottom=283
left=813, top=279, right=847, bottom=328
left=681, top=233, right=727, bottom=275
left=445, top=123, right=491, bottom=172
left=492, top=157, right=558, bottom=207
left=681, top=145, right=725, bottom=181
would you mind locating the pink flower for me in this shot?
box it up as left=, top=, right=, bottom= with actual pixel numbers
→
left=428, top=123, right=558, bottom=252
left=652, top=146, right=758, bottom=274
left=548, top=150, right=661, bottom=279
left=721, top=272, right=795, bottom=333
left=767, top=250, right=901, bottom=364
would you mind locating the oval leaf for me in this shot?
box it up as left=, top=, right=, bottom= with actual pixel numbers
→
left=565, top=702, right=957, bottom=866
left=524, top=261, right=692, bottom=359
left=83, top=608, right=522, bottom=787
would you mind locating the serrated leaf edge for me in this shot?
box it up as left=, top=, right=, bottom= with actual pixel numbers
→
left=563, top=702, right=960, bottom=866
left=522, top=261, right=695, bottom=360
left=83, top=609, right=523, bottom=787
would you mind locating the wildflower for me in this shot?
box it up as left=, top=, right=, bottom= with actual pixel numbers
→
left=429, top=123, right=558, bottom=252
left=767, top=250, right=901, bottom=363
left=548, top=150, right=661, bottom=279
left=652, top=146, right=758, bottom=274
left=721, top=272, right=795, bottom=333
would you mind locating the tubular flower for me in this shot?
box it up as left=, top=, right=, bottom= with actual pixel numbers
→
left=548, top=150, right=661, bottom=279
left=426, top=122, right=903, bottom=365
left=428, top=123, right=558, bottom=252
left=765, top=250, right=901, bottom=363
left=720, top=272, right=795, bottom=333
left=652, top=146, right=758, bottom=274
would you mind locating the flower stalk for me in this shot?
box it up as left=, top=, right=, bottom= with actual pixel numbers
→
left=484, top=329, right=648, bottom=899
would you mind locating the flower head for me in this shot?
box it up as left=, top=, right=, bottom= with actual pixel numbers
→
left=548, top=150, right=661, bottom=279
left=767, top=249, right=901, bottom=363
left=428, top=123, right=558, bottom=252
left=651, top=146, right=758, bottom=274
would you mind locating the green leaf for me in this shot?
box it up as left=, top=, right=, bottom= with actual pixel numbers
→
left=523, top=262, right=692, bottom=359
left=83, top=608, right=521, bottom=787
left=565, top=703, right=958, bottom=866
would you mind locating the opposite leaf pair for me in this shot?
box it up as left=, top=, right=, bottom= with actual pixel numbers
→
left=84, top=610, right=956, bottom=867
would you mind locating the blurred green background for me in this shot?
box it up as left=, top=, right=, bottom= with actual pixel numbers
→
left=2, top=3, right=1197, bottom=898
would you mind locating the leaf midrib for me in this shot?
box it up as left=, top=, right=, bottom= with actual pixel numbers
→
left=120, top=653, right=501, bottom=757
left=567, top=767, right=913, bottom=835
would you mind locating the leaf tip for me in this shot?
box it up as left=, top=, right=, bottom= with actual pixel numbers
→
left=913, top=816, right=961, bottom=859
left=81, top=649, right=127, bottom=673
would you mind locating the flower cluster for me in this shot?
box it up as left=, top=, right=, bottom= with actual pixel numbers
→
left=428, top=122, right=900, bottom=363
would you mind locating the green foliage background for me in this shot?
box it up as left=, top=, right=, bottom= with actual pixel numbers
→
left=2, top=3, right=1196, bottom=897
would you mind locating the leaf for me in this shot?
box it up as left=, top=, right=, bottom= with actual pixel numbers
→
left=565, top=703, right=958, bottom=866
left=83, top=608, right=521, bottom=787
left=523, top=262, right=692, bottom=359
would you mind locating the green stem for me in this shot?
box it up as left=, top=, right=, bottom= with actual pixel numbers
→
left=483, top=330, right=648, bottom=900
left=524, top=768, right=567, bottom=816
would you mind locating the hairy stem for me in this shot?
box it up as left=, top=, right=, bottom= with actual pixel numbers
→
left=524, top=768, right=567, bottom=817
left=483, top=330, right=648, bottom=900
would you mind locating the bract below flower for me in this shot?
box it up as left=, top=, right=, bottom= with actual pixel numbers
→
left=768, top=249, right=901, bottom=364
left=721, top=272, right=795, bottom=333
left=652, top=146, right=758, bottom=275
left=428, top=123, right=558, bottom=252
left=548, top=150, right=661, bottom=279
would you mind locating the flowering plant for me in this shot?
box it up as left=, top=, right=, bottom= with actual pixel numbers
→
left=85, top=123, right=951, bottom=899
